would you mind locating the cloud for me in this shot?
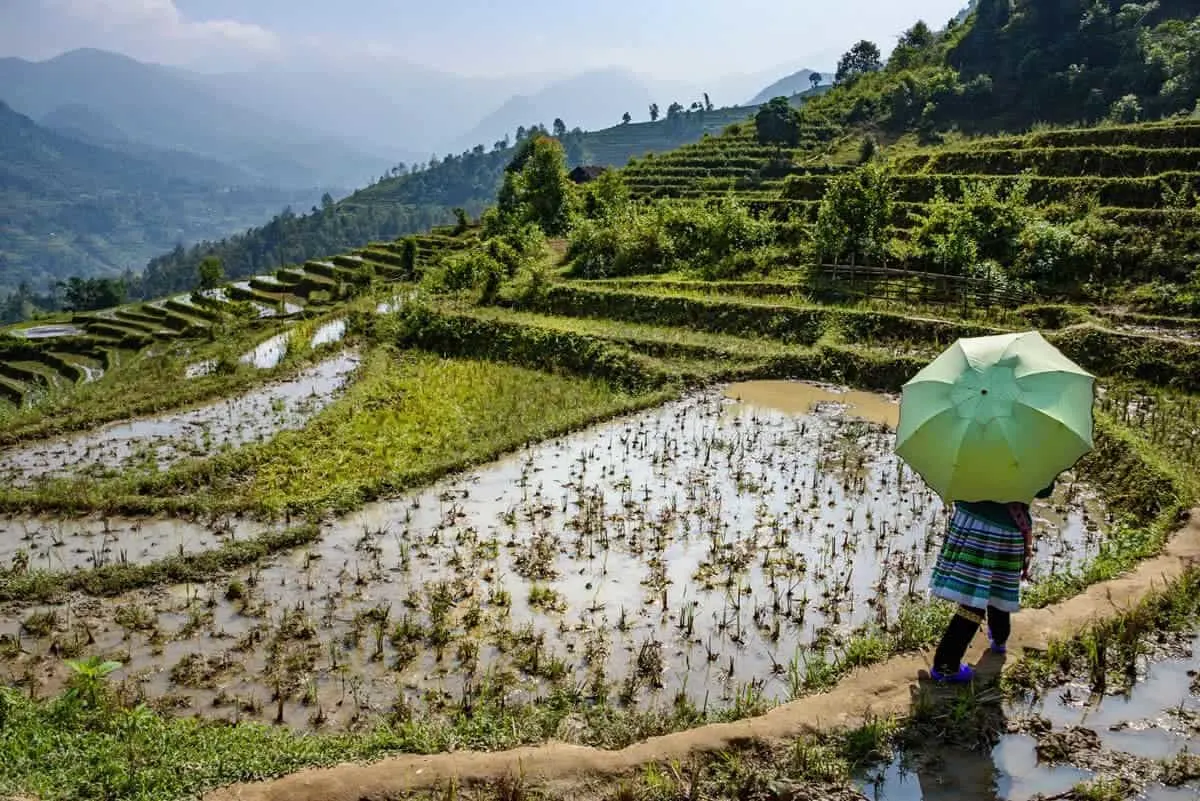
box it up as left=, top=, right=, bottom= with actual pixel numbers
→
left=4, top=0, right=282, bottom=67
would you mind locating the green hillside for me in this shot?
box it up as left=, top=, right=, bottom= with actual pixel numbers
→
left=0, top=100, right=329, bottom=297
left=117, top=107, right=760, bottom=305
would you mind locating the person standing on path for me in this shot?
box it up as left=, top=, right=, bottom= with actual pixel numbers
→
left=927, top=483, right=1054, bottom=682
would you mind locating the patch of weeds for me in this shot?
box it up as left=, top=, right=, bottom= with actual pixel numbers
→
left=1007, top=568, right=1200, bottom=696
left=527, top=585, right=566, bottom=613
left=221, top=348, right=660, bottom=516
left=0, top=525, right=321, bottom=602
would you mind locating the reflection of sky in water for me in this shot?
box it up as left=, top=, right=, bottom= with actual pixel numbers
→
left=247, top=381, right=1106, bottom=704
left=859, top=634, right=1200, bottom=801
left=0, top=353, right=359, bottom=483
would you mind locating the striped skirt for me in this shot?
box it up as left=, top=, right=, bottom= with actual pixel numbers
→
left=929, top=505, right=1024, bottom=613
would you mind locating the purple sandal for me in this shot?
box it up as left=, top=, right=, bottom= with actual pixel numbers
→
left=989, top=630, right=1007, bottom=654
left=930, top=663, right=975, bottom=683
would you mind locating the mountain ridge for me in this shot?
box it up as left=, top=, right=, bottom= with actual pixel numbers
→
left=0, top=100, right=329, bottom=293
left=0, top=48, right=392, bottom=189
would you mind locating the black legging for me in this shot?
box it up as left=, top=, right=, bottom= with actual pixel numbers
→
left=932, top=604, right=1011, bottom=673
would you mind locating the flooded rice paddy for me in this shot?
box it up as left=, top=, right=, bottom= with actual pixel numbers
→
left=859, top=633, right=1200, bottom=800
left=0, top=514, right=260, bottom=573
left=186, top=320, right=350, bottom=376
left=0, top=352, right=360, bottom=485
left=240, top=333, right=292, bottom=370
left=9, top=324, right=84, bottom=339
left=0, top=380, right=1110, bottom=730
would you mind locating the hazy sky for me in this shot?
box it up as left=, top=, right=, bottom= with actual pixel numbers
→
left=1, top=0, right=970, bottom=79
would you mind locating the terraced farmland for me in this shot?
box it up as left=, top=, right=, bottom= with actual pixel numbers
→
left=623, top=119, right=1200, bottom=233
left=0, top=227, right=474, bottom=414
left=2, top=119, right=1200, bottom=801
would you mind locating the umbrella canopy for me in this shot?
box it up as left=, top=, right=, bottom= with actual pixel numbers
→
left=895, top=331, right=1095, bottom=504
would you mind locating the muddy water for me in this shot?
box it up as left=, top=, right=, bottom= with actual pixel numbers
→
left=861, top=634, right=1200, bottom=800
left=1110, top=324, right=1200, bottom=343
left=0, top=380, right=1110, bottom=730
left=726, top=380, right=901, bottom=428
left=231, top=283, right=303, bottom=317
left=0, top=352, right=360, bottom=485
left=376, top=293, right=414, bottom=314
left=0, top=514, right=260, bottom=572
left=199, top=321, right=345, bottom=376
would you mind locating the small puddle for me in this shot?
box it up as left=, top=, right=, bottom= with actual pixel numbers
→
left=859, top=633, right=1200, bottom=800
left=726, top=379, right=901, bottom=428
left=0, top=352, right=360, bottom=484
left=10, top=325, right=84, bottom=339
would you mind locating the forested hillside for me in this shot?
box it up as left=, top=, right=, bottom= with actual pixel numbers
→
left=125, top=107, right=753, bottom=302
left=11, top=0, right=1200, bottom=319
left=0, top=101, right=329, bottom=297
left=798, top=0, right=1200, bottom=137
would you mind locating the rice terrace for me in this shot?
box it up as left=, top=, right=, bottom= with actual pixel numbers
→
left=5, top=4, right=1200, bottom=801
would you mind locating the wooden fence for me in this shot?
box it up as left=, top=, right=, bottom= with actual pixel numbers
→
left=810, top=263, right=1032, bottom=309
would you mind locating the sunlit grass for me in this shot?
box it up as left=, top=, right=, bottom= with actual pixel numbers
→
left=241, top=347, right=663, bottom=515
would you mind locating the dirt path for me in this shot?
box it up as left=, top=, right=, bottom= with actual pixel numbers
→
left=205, top=510, right=1200, bottom=801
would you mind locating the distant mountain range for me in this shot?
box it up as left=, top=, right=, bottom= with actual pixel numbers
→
left=452, top=63, right=832, bottom=153
left=0, top=45, right=832, bottom=296
left=0, top=100, right=329, bottom=294
left=0, top=49, right=394, bottom=189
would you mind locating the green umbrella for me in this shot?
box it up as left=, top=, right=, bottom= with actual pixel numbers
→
left=895, top=331, right=1095, bottom=503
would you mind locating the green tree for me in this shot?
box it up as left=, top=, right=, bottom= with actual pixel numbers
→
left=814, top=161, right=895, bottom=264
left=197, top=255, right=224, bottom=291
left=553, top=118, right=567, bottom=137
left=1108, top=93, right=1143, bottom=123
left=835, top=40, right=883, bottom=84
left=649, top=103, right=660, bottom=121
left=754, top=96, right=802, bottom=149
left=666, top=102, right=685, bottom=119
left=580, top=169, right=631, bottom=219
left=58, top=277, right=127, bottom=311
left=1143, top=16, right=1200, bottom=106
left=497, top=136, right=575, bottom=235
left=890, top=20, right=936, bottom=69
left=810, top=72, right=822, bottom=90
left=399, top=236, right=419, bottom=279
left=622, top=111, right=632, bottom=124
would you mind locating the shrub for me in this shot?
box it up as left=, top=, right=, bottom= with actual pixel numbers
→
left=567, top=207, right=675, bottom=279
left=425, top=249, right=505, bottom=294
left=1012, top=219, right=1098, bottom=285
left=814, top=161, right=896, bottom=263
left=1109, top=94, right=1143, bottom=124
left=579, top=170, right=632, bottom=220
left=911, top=191, right=979, bottom=274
